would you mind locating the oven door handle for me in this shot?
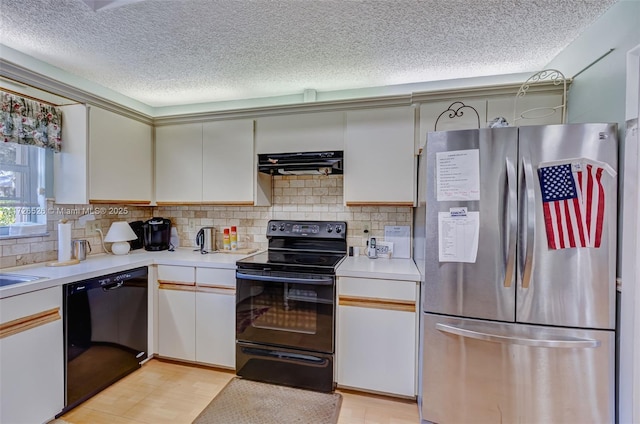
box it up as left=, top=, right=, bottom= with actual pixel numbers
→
left=236, top=272, right=333, bottom=286
left=241, top=346, right=329, bottom=366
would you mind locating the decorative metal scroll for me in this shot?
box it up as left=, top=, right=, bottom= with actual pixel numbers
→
left=434, top=101, right=480, bottom=131
left=514, top=69, right=567, bottom=125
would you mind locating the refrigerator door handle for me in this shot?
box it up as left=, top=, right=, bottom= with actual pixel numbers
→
left=504, top=157, right=517, bottom=288
left=521, top=156, right=536, bottom=289
left=435, top=323, right=601, bottom=348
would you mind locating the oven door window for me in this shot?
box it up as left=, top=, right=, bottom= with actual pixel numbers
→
left=236, top=271, right=334, bottom=353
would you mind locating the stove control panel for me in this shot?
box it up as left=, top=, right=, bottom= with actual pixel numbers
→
left=267, top=220, right=347, bottom=239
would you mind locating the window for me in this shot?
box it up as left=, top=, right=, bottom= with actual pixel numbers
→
left=0, top=143, right=48, bottom=237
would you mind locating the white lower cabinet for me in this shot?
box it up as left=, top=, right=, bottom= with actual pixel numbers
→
left=158, top=286, right=196, bottom=361
left=157, top=264, right=196, bottom=360
left=195, top=289, right=236, bottom=368
left=157, top=265, right=236, bottom=368
left=195, top=266, right=236, bottom=368
left=0, top=286, right=64, bottom=423
left=336, top=277, right=418, bottom=397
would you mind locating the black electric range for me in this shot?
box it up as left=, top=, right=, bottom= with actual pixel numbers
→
left=235, top=220, right=347, bottom=392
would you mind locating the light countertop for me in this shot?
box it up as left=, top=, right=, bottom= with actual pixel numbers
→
left=336, top=256, right=419, bottom=282
left=2, top=249, right=420, bottom=299
left=0, top=248, right=259, bottom=299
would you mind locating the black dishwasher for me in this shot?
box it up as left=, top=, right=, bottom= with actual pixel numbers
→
left=60, top=266, right=148, bottom=414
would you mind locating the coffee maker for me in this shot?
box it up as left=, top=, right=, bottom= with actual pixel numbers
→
left=143, top=217, right=172, bottom=251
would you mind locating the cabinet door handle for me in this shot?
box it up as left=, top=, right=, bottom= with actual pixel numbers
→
left=338, top=295, right=415, bottom=312
left=0, top=308, right=60, bottom=339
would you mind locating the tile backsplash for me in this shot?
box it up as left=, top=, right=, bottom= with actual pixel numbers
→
left=1, top=175, right=412, bottom=268
left=0, top=201, right=150, bottom=268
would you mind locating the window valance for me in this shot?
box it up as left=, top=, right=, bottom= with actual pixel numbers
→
left=1, top=90, right=62, bottom=153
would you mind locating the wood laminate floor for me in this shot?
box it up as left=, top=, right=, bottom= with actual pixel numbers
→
left=58, top=359, right=420, bottom=424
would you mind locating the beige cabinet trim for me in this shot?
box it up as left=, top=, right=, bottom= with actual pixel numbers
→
left=196, top=285, right=236, bottom=295
left=90, top=199, right=152, bottom=205
left=202, top=201, right=254, bottom=206
left=345, top=201, right=415, bottom=207
left=156, top=201, right=255, bottom=206
left=156, top=201, right=204, bottom=206
left=339, top=295, right=416, bottom=312
left=158, top=282, right=196, bottom=291
left=0, top=307, right=61, bottom=339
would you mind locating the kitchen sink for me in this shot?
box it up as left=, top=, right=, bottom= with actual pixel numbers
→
left=0, top=273, right=47, bottom=288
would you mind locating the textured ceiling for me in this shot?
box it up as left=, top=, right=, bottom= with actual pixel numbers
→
left=0, top=0, right=618, bottom=108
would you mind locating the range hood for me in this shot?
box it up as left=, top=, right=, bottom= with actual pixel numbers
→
left=258, top=151, right=343, bottom=175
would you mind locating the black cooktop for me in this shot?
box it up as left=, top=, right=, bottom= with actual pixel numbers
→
left=236, top=220, right=348, bottom=274
left=236, top=250, right=346, bottom=273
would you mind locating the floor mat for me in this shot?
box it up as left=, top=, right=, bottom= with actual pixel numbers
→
left=192, top=377, right=342, bottom=424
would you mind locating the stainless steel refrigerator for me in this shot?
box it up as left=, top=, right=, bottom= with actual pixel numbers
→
left=414, top=123, right=617, bottom=423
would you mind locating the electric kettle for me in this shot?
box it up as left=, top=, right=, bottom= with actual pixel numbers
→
left=196, top=227, right=215, bottom=254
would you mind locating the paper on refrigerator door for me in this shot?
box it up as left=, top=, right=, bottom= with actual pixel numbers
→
left=438, top=208, right=480, bottom=263
left=436, top=149, right=480, bottom=201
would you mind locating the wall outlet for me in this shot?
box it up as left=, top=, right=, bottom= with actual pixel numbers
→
left=376, top=241, right=394, bottom=257
left=188, top=220, right=196, bottom=231
left=86, top=221, right=99, bottom=232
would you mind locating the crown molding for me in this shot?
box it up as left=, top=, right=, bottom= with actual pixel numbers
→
left=1, top=57, right=569, bottom=127
left=153, top=94, right=414, bottom=126
left=0, top=59, right=153, bottom=125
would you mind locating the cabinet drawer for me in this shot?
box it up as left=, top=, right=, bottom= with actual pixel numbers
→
left=157, top=265, right=195, bottom=284
left=338, top=277, right=417, bottom=302
left=196, top=267, right=236, bottom=288
left=1, top=286, right=62, bottom=324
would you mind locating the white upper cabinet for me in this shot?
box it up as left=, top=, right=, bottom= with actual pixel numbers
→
left=344, top=106, right=416, bottom=206
left=89, top=106, right=153, bottom=204
left=156, top=119, right=266, bottom=205
left=255, top=111, right=344, bottom=153
left=54, top=105, right=153, bottom=205
left=155, top=123, right=203, bottom=204
left=54, top=104, right=89, bottom=204
left=202, top=120, right=255, bottom=204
